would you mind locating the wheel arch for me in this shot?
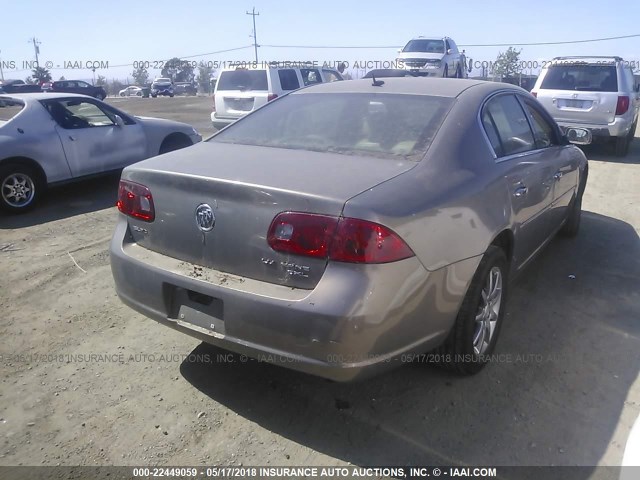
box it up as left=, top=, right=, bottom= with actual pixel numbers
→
left=0, top=157, right=48, bottom=185
left=489, top=229, right=515, bottom=266
left=159, top=132, right=193, bottom=154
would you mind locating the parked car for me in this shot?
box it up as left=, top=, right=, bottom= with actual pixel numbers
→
left=119, top=86, right=143, bottom=97
left=0, top=79, right=42, bottom=94
left=40, top=81, right=53, bottom=92
left=110, top=78, right=589, bottom=382
left=211, top=65, right=343, bottom=129
left=397, top=36, right=467, bottom=78
left=0, top=92, right=201, bottom=212
left=151, top=78, right=174, bottom=98
left=531, top=56, right=640, bottom=156
left=363, top=69, right=418, bottom=79
left=174, top=82, right=198, bottom=96
left=49, top=80, right=107, bottom=100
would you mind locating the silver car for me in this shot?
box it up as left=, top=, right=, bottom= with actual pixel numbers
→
left=532, top=56, right=640, bottom=156
left=110, top=78, right=588, bottom=381
left=0, top=93, right=202, bottom=212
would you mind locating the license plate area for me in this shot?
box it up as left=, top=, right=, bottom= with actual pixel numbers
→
left=226, top=97, right=254, bottom=111
left=166, top=285, right=225, bottom=335
left=558, top=99, right=592, bottom=109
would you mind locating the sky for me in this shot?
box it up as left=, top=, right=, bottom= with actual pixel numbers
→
left=1, top=0, right=639, bottom=83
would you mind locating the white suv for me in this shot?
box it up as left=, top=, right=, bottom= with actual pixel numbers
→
left=397, top=36, right=467, bottom=78
left=211, top=65, right=343, bottom=129
left=531, top=56, right=640, bottom=156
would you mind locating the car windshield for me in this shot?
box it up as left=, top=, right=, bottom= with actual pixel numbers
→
left=540, top=64, right=618, bottom=92
left=402, top=39, right=445, bottom=54
left=210, top=92, right=454, bottom=160
left=217, top=70, right=269, bottom=91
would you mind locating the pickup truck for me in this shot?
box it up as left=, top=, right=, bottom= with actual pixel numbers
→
left=0, top=79, right=42, bottom=94
left=397, top=36, right=467, bottom=78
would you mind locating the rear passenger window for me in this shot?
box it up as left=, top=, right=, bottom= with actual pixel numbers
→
left=277, top=69, right=300, bottom=91
left=483, top=95, right=536, bottom=157
left=301, top=69, right=322, bottom=86
left=481, top=111, right=503, bottom=157
left=522, top=102, right=557, bottom=148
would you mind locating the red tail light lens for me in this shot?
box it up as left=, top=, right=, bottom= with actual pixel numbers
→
left=615, top=96, right=629, bottom=115
left=531, top=91, right=537, bottom=98
left=116, top=180, right=155, bottom=222
left=267, top=212, right=415, bottom=264
left=267, top=213, right=338, bottom=259
left=330, top=217, right=415, bottom=263
left=212, top=94, right=216, bottom=112
left=267, top=93, right=278, bottom=102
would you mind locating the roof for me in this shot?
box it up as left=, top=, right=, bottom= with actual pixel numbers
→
left=294, top=77, right=517, bottom=98
left=0, top=92, right=96, bottom=101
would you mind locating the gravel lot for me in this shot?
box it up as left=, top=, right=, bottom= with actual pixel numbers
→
left=0, top=96, right=638, bottom=472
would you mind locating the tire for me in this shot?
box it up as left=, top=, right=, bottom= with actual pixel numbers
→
left=136, top=92, right=142, bottom=97
left=615, top=135, right=630, bottom=157
left=151, top=94, right=157, bottom=98
left=169, top=94, right=174, bottom=98
left=0, top=164, right=44, bottom=213
left=559, top=194, right=582, bottom=237
left=159, top=135, right=193, bottom=154
left=435, top=246, right=509, bottom=375
left=442, top=65, right=449, bottom=78
left=119, top=93, right=125, bottom=97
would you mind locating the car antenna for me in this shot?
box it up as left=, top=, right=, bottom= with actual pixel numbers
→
left=371, top=73, right=384, bottom=87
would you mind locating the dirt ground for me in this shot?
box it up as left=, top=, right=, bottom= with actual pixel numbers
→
left=0, top=97, right=638, bottom=473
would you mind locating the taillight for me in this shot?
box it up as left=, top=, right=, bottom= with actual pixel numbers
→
left=212, top=94, right=216, bottom=112
left=615, top=96, right=629, bottom=115
left=531, top=91, right=537, bottom=98
left=267, top=93, right=278, bottom=102
left=116, top=180, right=155, bottom=222
left=267, top=212, right=414, bottom=264
left=267, top=213, right=337, bottom=259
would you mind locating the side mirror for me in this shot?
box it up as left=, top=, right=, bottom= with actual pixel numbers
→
left=565, top=127, right=592, bottom=145
left=447, top=49, right=453, bottom=55
left=114, top=115, right=125, bottom=127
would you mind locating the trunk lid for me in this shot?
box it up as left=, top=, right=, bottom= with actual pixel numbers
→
left=123, top=142, right=416, bottom=289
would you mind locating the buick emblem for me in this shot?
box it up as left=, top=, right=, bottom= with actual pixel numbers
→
left=195, top=204, right=215, bottom=232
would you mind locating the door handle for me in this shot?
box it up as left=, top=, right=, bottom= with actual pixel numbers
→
left=553, top=171, right=563, bottom=180
left=68, top=135, right=76, bottom=141
left=513, top=184, right=528, bottom=197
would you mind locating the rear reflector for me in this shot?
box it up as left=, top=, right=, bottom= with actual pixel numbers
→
left=615, top=96, right=629, bottom=115
left=267, top=212, right=414, bottom=264
left=116, top=180, right=155, bottom=222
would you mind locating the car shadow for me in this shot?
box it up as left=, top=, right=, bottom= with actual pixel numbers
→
left=179, top=212, right=639, bottom=473
left=579, top=132, right=640, bottom=164
left=0, top=172, right=120, bottom=229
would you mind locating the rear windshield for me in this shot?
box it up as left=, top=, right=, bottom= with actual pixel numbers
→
left=541, top=65, right=618, bottom=92
left=217, top=70, right=268, bottom=91
left=0, top=98, right=24, bottom=122
left=210, top=92, right=454, bottom=160
left=402, top=39, right=445, bottom=54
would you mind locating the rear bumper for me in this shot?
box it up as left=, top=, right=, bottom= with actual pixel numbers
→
left=210, top=112, right=239, bottom=130
left=557, top=116, right=634, bottom=140
left=110, top=217, right=477, bottom=381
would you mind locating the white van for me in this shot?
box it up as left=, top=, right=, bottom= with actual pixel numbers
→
left=211, top=65, right=343, bottom=129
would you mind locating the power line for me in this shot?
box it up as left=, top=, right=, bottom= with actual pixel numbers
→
left=261, top=33, right=640, bottom=49
left=109, top=46, right=254, bottom=68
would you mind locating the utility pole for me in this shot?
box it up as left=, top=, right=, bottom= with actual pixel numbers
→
left=29, top=37, right=41, bottom=67
left=246, top=7, right=259, bottom=63
left=0, top=50, right=4, bottom=81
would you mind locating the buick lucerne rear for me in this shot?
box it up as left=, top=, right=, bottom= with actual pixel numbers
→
left=110, top=78, right=588, bottom=381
